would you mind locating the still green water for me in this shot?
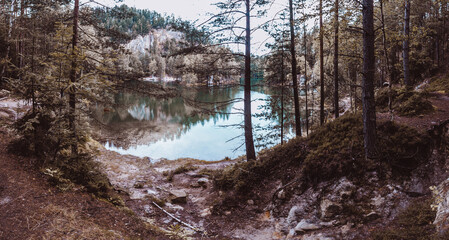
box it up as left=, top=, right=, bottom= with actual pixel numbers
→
left=95, top=85, right=294, bottom=161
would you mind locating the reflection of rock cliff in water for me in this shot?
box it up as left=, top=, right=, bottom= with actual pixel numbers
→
left=92, top=86, right=242, bottom=149
left=95, top=118, right=185, bottom=150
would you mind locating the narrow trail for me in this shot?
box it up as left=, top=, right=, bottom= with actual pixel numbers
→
left=377, top=92, right=449, bottom=131
left=0, top=128, right=165, bottom=240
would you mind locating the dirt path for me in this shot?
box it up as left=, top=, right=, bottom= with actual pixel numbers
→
left=377, top=92, right=449, bottom=131
left=0, top=128, right=165, bottom=240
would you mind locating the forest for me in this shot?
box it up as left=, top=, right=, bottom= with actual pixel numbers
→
left=0, top=0, right=449, bottom=239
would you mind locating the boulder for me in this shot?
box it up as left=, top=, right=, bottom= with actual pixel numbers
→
left=200, top=208, right=211, bottom=217
left=371, top=194, right=385, bottom=208
left=320, top=199, right=342, bottom=219
left=287, top=206, right=302, bottom=225
left=169, top=190, right=187, bottom=204
left=294, top=219, right=321, bottom=232
left=277, top=189, right=286, bottom=200
left=197, top=177, right=209, bottom=186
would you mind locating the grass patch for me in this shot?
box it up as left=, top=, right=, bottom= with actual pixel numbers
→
left=29, top=204, right=126, bottom=240
left=376, top=87, right=434, bottom=117
left=163, top=164, right=199, bottom=182
left=371, top=198, right=440, bottom=240
left=213, top=137, right=306, bottom=193
left=427, top=75, right=449, bottom=94
left=197, top=168, right=218, bottom=176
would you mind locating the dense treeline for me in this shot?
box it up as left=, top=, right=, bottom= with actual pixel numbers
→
left=93, top=5, right=208, bottom=45
left=262, top=0, right=449, bottom=155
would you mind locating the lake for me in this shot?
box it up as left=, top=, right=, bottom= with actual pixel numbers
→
left=93, top=85, right=295, bottom=161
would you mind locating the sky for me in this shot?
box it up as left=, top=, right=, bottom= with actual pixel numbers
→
left=125, top=0, right=216, bottom=22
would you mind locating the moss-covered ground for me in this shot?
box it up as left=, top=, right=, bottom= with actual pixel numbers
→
left=376, top=87, right=434, bottom=117
left=213, top=114, right=432, bottom=192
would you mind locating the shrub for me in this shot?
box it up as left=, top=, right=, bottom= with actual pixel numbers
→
left=397, top=92, right=434, bottom=117
left=303, top=114, right=432, bottom=184
left=302, top=114, right=370, bottom=184
left=371, top=198, right=437, bottom=240
left=427, top=75, right=449, bottom=94
left=10, top=110, right=119, bottom=204
left=375, top=87, right=434, bottom=116
left=213, top=137, right=306, bottom=193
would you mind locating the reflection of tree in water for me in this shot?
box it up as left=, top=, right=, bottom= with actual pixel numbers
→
left=93, top=86, right=242, bottom=147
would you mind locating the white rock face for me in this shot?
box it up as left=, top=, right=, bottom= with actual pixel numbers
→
left=126, top=29, right=183, bottom=55
left=433, top=178, right=449, bottom=232
left=287, top=206, right=302, bottom=225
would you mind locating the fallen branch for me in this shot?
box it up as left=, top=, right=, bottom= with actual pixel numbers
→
left=152, top=201, right=204, bottom=234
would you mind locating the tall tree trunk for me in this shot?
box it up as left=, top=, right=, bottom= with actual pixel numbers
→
left=289, top=0, right=301, bottom=137
left=334, top=0, right=339, bottom=118
left=441, top=1, right=447, bottom=62
left=280, top=46, right=285, bottom=145
left=304, top=17, right=309, bottom=135
left=311, top=79, right=314, bottom=126
left=31, top=23, right=35, bottom=113
left=403, top=0, right=411, bottom=86
left=380, top=0, right=393, bottom=120
left=69, top=0, right=79, bottom=155
left=0, top=0, right=15, bottom=86
left=362, top=0, right=377, bottom=159
left=244, top=0, right=256, bottom=160
left=19, top=0, right=23, bottom=70
left=319, top=0, right=325, bottom=125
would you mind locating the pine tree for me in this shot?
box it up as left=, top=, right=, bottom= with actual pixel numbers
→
left=362, top=0, right=377, bottom=159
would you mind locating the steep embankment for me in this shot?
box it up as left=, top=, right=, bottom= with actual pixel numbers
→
left=0, top=92, right=168, bottom=240
left=0, top=128, right=170, bottom=239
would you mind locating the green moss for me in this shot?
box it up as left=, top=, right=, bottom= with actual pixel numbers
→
left=427, top=75, right=449, bottom=94
left=213, top=137, right=306, bottom=193
left=371, top=198, right=438, bottom=240
left=303, top=114, right=431, bottom=184
left=303, top=114, right=369, bottom=183
left=397, top=93, right=434, bottom=117
left=377, top=121, right=431, bottom=174
left=213, top=114, right=432, bottom=194
left=197, top=168, right=218, bottom=176
left=375, top=87, right=434, bottom=116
